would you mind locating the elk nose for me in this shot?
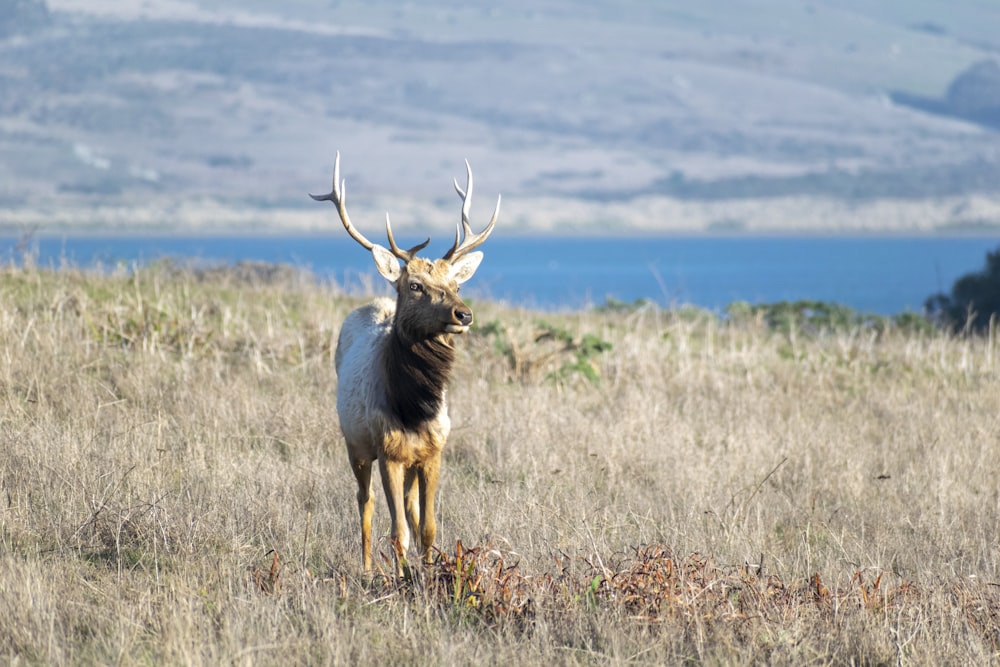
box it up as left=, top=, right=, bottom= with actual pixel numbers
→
left=454, top=307, right=473, bottom=326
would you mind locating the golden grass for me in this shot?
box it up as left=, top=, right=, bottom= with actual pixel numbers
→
left=0, top=262, right=998, bottom=665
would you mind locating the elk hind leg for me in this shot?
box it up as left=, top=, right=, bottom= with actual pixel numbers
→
left=417, top=454, right=441, bottom=564
left=403, top=466, right=420, bottom=554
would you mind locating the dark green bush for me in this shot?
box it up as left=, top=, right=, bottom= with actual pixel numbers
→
left=925, top=246, right=1000, bottom=334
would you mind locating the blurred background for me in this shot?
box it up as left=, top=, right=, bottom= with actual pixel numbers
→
left=1, top=0, right=999, bottom=313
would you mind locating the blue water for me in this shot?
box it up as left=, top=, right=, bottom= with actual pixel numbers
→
left=4, top=235, right=997, bottom=315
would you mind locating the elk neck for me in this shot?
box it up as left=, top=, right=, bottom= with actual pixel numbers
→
left=382, top=322, right=456, bottom=431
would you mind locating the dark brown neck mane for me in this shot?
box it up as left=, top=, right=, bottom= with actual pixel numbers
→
left=383, top=328, right=455, bottom=431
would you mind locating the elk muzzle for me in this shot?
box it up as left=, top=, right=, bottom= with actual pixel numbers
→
left=445, top=305, right=473, bottom=334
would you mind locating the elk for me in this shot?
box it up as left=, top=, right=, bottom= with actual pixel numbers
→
left=310, top=152, right=499, bottom=574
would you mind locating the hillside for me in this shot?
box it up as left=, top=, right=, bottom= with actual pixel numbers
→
left=2, top=0, right=1000, bottom=233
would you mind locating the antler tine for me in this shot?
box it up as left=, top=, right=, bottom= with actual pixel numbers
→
left=384, top=212, right=430, bottom=262
left=455, top=159, right=475, bottom=238
left=443, top=160, right=500, bottom=261
left=309, top=151, right=375, bottom=251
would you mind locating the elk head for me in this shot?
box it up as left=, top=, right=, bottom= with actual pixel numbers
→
left=311, top=152, right=500, bottom=341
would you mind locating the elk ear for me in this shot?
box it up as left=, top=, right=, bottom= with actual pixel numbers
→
left=449, top=251, right=483, bottom=284
left=371, top=244, right=402, bottom=282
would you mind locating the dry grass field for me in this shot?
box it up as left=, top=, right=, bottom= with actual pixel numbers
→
left=1, top=261, right=998, bottom=665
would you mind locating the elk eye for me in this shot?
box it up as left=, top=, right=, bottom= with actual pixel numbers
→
left=409, top=282, right=423, bottom=292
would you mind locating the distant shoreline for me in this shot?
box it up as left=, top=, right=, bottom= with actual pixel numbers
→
left=3, top=193, right=1000, bottom=236
left=3, top=234, right=995, bottom=315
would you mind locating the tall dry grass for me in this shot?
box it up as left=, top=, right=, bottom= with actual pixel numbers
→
left=0, top=262, right=997, bottom=665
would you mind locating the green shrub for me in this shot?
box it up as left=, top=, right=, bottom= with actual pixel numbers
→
left=925, top=246, right=1000, bottom=334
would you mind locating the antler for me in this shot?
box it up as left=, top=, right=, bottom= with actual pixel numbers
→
left=309, top=151, right=374, bottom=250
left=310, top=152, right=429, bottom=262
left=383, top=212, right=430, bottom=262
left=443, top=159, right=501, bottom=262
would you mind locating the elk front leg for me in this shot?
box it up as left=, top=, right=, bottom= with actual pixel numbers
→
left=378, top=458, right=409, bottom=575
left=350, top=455, right=375, bottom=572
left=417, top=453, right=442, bottom=564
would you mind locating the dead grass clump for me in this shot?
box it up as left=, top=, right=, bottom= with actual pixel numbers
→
left=422, top=540, right=536, bottom=626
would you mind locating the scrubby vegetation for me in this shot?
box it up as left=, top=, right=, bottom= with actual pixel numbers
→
left=1, top=262, right=998, bottom=664
left=926, top=245, right=1000, bottom=334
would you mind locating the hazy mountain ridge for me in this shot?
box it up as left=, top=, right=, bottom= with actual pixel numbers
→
left=2, top=0, right=1000, bottom=233
left=891, top=59, right=1000, bottom=131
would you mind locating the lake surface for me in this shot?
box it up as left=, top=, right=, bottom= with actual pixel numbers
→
left=4, top=235, right=998, bottom=315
